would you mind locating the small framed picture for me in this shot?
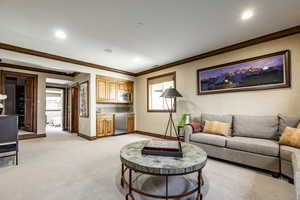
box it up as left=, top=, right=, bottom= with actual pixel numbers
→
left=79, top=81, right=89, bottom=118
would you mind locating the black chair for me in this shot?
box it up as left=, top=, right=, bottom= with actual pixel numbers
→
left=0, top=115, right=19, bottom=165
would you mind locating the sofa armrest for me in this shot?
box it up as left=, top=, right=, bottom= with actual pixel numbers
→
left=183, top=125, right=193, bottom=143
left=292, top=152, right=300, bottom=200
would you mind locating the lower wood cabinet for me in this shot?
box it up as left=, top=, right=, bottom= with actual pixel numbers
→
left=127, top=114, right=135, bottom=133
left=96, top=114, right=114, bottom=137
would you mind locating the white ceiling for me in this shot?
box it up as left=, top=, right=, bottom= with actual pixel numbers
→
left=0, top=0, right=299, bottom=73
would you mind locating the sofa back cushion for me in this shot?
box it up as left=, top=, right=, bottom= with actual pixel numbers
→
left=278, top=114, right=300, bottom=135
left=201, top=113, right=233, bottom=135
left=233, top=115, right=278, bottom=139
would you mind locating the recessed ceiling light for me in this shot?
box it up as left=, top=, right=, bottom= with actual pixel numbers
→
left=104, top=49, right=113, bottom=53
left=136, top=22, right=144, bottom=28
left=133, top=57, right=141, bottom=62
left=55, top=30, right=67, bottom=39
left=241, top=10, right=254, bottom=20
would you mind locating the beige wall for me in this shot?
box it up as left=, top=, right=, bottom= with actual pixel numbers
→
left=135, top=34, right=300, bottom=136
left=72, top=73, right=91, bottom=136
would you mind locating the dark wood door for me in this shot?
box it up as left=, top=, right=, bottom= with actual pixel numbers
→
left=71, top=87, right=79, bottom=133
left=24, top=78, right=34, bottom=132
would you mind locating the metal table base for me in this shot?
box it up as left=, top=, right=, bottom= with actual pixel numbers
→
left=121, top=163, right=204, bottom=200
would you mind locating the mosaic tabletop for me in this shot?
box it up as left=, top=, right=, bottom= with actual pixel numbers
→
left=120, top=140, right=207, bottom=175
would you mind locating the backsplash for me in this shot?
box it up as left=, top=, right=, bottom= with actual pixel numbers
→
left=96, top=104, right=133, bottom=113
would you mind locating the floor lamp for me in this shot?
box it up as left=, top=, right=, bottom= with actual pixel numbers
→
left=160, top=88, right=182, bottom=141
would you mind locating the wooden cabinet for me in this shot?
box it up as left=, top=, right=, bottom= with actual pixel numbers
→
left=106, top=80, right=117, bottom=102
left=126, top=82, right=133, bottom=93
left=96, top=78, right=106, bottom=102
left=117, top=81, right=133, bottom=104
left=96, top=77, right=117, bottom=103
left=118, top=81, right=133, bottom=93
left=96, top=75, right=133, bottom=104
left=96, top=114, right=114, bottom=137
left=127, top=114, right=135, bottom=133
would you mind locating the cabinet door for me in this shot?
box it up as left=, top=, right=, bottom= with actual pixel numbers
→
left=117, top=81, right=133, bottom=103
left=127, top=114, right=135, bottom=133
left=105, top=118, right=114, bottom=136
left=126, top=82, right=133, bottom=93
left=96, top=78, right=106, bottom=102
left=118, top=81, right=126, bottom=91
left=127, top=82, right=133, bottom=104
left=96, top=117, right=100, bottom=136
left=106, top=80, right=117, bottom=102
left=96, top=116, right=106, bottom=137
left=97, top=115, right=114, bottom=137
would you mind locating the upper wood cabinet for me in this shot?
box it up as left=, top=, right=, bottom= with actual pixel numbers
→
left=106, top=80, right=117, bottom=102
left=96, top=78, right=107, bottom=102
left=117, top=81, right=133, bottom=104
left=96, top=75, right=133, bottom=104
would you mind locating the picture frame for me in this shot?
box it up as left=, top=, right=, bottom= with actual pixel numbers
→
left=197, top=50, right=290, bottom=95
left=79, top=81, right=89, bottom=118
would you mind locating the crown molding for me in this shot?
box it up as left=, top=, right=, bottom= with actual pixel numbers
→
left=136, top=25, right=300, bottom=76
left=0, top=62, right=74, bottom=77
left=0, top=42, right=136, bottom=76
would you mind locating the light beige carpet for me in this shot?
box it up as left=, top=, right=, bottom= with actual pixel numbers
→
left=0, top=131, right=296, bottom=200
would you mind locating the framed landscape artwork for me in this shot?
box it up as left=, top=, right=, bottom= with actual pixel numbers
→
left=197, top=50, right=290, bottom=95
left=79, top=81, right=89, bottom=118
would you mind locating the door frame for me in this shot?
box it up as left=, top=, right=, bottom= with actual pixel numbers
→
left=71, top=86, right=79, bottom=133
left=1, top=70, right=38, bottom=133
left=45, top=86, right=68, bottom=131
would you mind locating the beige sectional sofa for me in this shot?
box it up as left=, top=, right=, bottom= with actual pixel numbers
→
left=184, top=113, right=300, bottom=199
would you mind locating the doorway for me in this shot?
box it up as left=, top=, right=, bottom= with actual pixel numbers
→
left=1, top=71, right=37, bottom=135
left=45, top=87, right=65, bottom=133
left=71, top=86, right=79, bottom=133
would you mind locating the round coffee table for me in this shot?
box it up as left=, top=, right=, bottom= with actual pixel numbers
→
left=120, top=140, right=207, bottom=200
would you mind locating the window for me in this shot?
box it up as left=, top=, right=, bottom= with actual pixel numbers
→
left=147, top=72, right=176, bottom=112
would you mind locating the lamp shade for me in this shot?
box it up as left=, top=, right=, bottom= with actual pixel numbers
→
left=0, top=94, right=7, bottom=100
left=160, top=88, right=182, bottom=98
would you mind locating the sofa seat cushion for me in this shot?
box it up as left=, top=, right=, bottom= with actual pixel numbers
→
left=233, top=115, right=278, bottom=139
left=280, top=145, right=300, bottom=161
left=190, top=133, right=226, bottom=147
left=226, top=137, right=279, bottom=157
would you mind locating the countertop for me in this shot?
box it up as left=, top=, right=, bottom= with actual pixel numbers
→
left=96, top=112, right=135, bottom=115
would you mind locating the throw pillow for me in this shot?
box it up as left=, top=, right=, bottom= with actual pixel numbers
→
left=188, top=122, right=202, bottom=133
left=279, top=127, right=300, bottom=148
left=203, top=120, right=230, bottom=136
